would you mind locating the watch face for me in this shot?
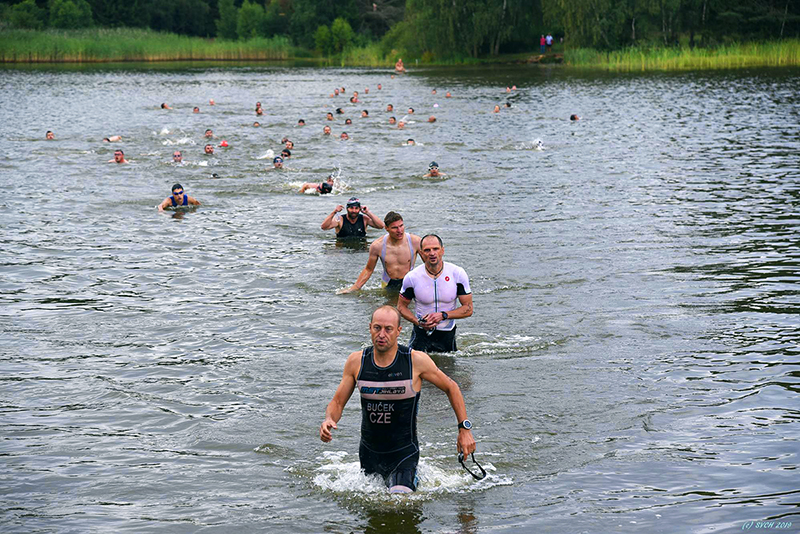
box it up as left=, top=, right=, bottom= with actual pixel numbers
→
left=462, top=420, right=472, bottom=430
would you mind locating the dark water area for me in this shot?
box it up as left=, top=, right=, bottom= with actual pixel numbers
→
left=1, top=63, right=799, bottom=533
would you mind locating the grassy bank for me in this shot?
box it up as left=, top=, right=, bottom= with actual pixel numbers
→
left=0, top=28, right=300, bottom=62
left=565, top=40, right=800, bottom=70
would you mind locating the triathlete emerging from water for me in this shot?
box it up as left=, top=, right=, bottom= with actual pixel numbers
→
left=158, top=183, right=201, bottom=211
left=339, top=211, right=421, bottom=294
left=397, top=234, right=473, bottom=353
left=321, top=197, right=384, bottom=239
left=320, top=305, right=477, bottom=493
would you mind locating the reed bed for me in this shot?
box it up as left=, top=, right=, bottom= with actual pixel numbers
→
left=565, top=40, right=800, bottom=71
left=0, top=28, right=297, bottom=62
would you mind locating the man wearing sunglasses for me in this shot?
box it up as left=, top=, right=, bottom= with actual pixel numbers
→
left=157, top=183, right=201, bottom=211
left=108, top=150, right=129, bottom=164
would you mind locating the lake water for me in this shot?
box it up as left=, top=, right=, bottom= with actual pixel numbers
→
left=1, top=63, right=799, bottom=533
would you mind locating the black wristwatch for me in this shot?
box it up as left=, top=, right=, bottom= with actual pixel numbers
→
left=441, top=311, right=449, bottom=320
left=458, top=419, right=472, bottom=430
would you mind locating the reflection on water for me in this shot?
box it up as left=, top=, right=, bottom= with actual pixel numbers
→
left=1, top=64, right=799, bottom=532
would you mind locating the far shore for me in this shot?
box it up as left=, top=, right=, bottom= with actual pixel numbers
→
left=2, top=29, right=799, bottom=72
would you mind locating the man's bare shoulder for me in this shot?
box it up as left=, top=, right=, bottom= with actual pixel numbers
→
left=368, top=235, right=387, bottom=252
left=411, top=349, right=435, bottom=369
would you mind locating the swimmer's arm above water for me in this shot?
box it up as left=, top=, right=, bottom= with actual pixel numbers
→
left=157, top=198, right=171, bottom=211
left=414, top=350, right=476, bottom=456
left=338, top=240, right=381, bottom=294
left=320, top=351, right=360, bottom=442
left=186, top=196, right=201, bottom=207
left=360, top=207, right=385, bottom=229
left=320, top=205, right=344, bottom=230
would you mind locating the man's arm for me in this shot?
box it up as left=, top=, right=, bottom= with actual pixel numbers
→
left=413, top=350, right=476, bottom=456
left=320, top=351, right=360, bottom=442
left=187, top=196, right=201, bottom=206
left=361, top=207, right=384, bottom=229
left=339, top=239, right=381, bottom=293
left=157, top=198, right=171, bottom=211
left=397, top=294, right=419, bottom=327
left=423, top=293, right=473, bottom=327
left=321, top=206, right=344, bottom=230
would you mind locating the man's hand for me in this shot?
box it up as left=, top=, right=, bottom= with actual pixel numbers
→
left=457, top=429, right=476, bottom=456
left=334, top=205, right=344, bottom=213
left=320, top=418, right=338, bottom=442
left=420, top=313, right=445, bottom=329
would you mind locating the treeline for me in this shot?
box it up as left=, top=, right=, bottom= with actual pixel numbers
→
left=1, top=0, right=798, bottom=59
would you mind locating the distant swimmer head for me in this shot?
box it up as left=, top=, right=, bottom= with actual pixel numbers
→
left=387, top=104, right=394, bottom=112
left=340, top=132, right=349, bottom=140
left=273, top=156, right=283, bottom=167
left=389, top=116, right=397, bottom=125
left=345, top=118, right=352, bottom=125
left=253, top=122, right=261, bottom=127
left=335, top=108, right=344, bottom=114
left=570, top=114, right=580, bottom=121
left=281, top=149, right=291, bottom=158
left=320, top=182, right=333, bottom=194
left=193, top=107, right=200, bottom=113
left=429, top=161, right=438, bottom=170
left=361, top=110, right=368, bottom=117
left=505, top=102, right=511, bottom=108
left=256, top=108, right=264, bottom=116
left=205, top=129, right=213, bottom=137
left=406, top=139, right=415, bottom=146
left=46, top=130, right=54, bottom=140
left=428, top=116, right=436, bottom=122
left=323, top=125, right=332, bottom=135
left=298, top=119, right=305, bottom=126
left=173, top=151, right=183, bottom=162
left=204, top=144, right=214, bottom=154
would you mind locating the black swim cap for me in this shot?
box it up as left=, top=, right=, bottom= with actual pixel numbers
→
left=320, top=182, right=333, bottom=194
left=346, top=197, right=361, bottom=208
left=274, top=156, right=283, bottom=163
left=429, top=161, right=438, bottom=170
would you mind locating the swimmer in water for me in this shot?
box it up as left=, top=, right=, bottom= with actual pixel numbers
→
left=340, top=132, right=349, bottom=140
left=386, top=104, right=394, bottom=112
left=493, top=105, right=501, bottom=113
left=255, top=102, right=262, bottom=111
left=285, top=140, right=294, bottom=150
left=109, top=149, right=129, bottom=164
left=102, top=135, right=122, bottom=142
left=323, top=125, right=332, bottom=135
left=377, top=84, right=382, bottom=90
left=423, top=162, right=445, bottom=178
left=327, top=112, right=334, bottom=121
left=336, top=108, right=344, bottom=115
left=345, top=118, right=352, bottom=125
left=158, top=183, right=201, bottom=211
left=46, top=131, right=55, bottom=140
left=299, top=174, right=335, bottom=194
left=321, top=197, right=384, bottom=239
left=298, top=119, right=305, bottom=126
left=193, top=107, right=200, bottom=113
left=281, top=149, right=291, bottom=159
left=428, top=116, right=436, bottom=123
left=338, top=211, right=422, bottom=294
left=205, top=129, right=214, bottom=138
left=319, top=305, right=476, bottom=493
left=256, top=108, right=264, bottom=116
left=408, top=107, right=414, bottom=114
left=570, top=114, right=580, bottom=121
left=445, top=92, right=452, bottom=98
left=209, top=99, right=215, bottom=105
left=389, top=117, right=397, bottom=125
left=161, top=103, right=172, bottom=109
left=398, top=121, right=405, bottom=129
left=172, top=151, right=183, bottom=163
left=361, top=110, right=369, bottom=118
left=505, top=102, right=511, bottom=108
left=364, top=87, right=369, bottom=94
left=273, top=156, right=284, bottom=168
left=204, top=144, right=214, bottom=155
left=432, top=89, right=437, bottom=95
left=405, top=139, right=415, bottom=146
left=253, top=122, right=261, bottom=127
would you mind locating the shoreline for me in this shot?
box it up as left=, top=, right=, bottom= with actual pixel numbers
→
left=2, top=29, right=799, bottom=72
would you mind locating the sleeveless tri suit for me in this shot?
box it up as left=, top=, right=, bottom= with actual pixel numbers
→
left=356, top=344, right=420, bottom=491
left=336, top=213, right=366, bottom=239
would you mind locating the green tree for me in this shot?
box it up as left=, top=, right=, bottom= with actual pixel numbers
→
left=50, top=0, right=94, bottom=29
left=330, top=16, right=354, bottom=52
left=216, top=0, right=238, bottom=39
left=262, top=0, right=283, bottom=37
left=8, top=0, right=46, bottom=29
left=314, top=24, right=333, bottom=54
left=237, top=0, right=265, bottom=39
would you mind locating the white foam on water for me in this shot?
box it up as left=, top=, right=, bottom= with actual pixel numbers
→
left=461, top=334, right=549, bottom=358
left=256, top=149, right=275, bottom=160
left=162, top=137, right=195, bottom=146
left=311, top=450, right=512, bottom=500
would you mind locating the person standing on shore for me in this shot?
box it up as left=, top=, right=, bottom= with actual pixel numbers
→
left=546, top=33, right=553, bottom=52
left=540, top=35, right=546, bottom=54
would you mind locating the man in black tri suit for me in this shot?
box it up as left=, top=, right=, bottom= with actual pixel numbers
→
left=320, top=197, right=384, bottom=239
left=319, top=306, right=477, bottom=493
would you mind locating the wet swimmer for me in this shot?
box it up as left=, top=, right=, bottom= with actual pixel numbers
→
left=109, top=149, right=129, bottom=164
left=493, top=105, right=501, bottom=113
left=298, top=119, right=306, bottom=126
left=321, top=197, right=384, bottom=239
left=423, top=161, right=445, bottom=177
left=160, top=103, right=172, bottom=109
left=386, top=104, right=394, bottom=112
left=345, top=118, right=352, bottom=125
left=281, top=149, right=291, bottom=159
left=46, top=130, right=55, bottom=140
left=299, top=175, right=334, bottom=194
left=319, top=305, right=477, bottom=494
left=253, top=122, right=261, bottom=127
left=570, top=114, right=580, bottom=121
left=405, top=139, right=415, bottom=146
left=389, top=117, right=397, bottom=125
left=102, top=135, right=122, bottom=142
left=204, top=144, right=214, bottom=155
left=340, top=132, right=349, bottom=140
left=395, top=57, right=406, bottom=73
left=323, top=125, right=332, bottom=136
left=327, top=112, right=334, bottom=121
left=338, top=211, right=421, bottom=294
left=256, top=107, right=264, bottom=116
left=398, top=234, right=473, bottom=353
left=361, top=110, right=369, bottom=118
left=193, top=107, right=200, bottom=113
left=204, top=129, right=214, bottom=138
left=273, top=156, right=284, bottom=169
left=158, top=183, right=200, bottom=211
left=172, top=150, right=183, bottom=163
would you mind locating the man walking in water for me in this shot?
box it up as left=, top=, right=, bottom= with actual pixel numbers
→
left=321, top=197, right=384, bottom=239
left=397, top=234, right=473, bottom=353
left=319, top=306, right=477, bottom=493
left=338, top=212, right=421, bottom=294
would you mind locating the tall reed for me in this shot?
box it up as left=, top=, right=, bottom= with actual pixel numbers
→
left=565, top=40, right=800, bottom=71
